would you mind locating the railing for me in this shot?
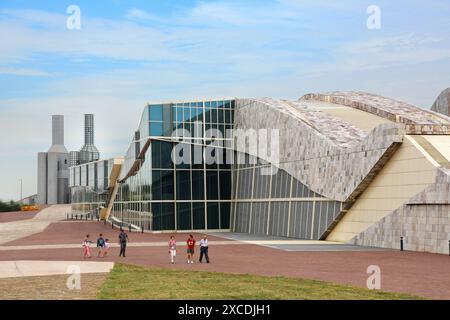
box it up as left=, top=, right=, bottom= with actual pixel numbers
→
left=67, top=208, right=101, bottom=221
left=109, top=209, right=153, bottom=231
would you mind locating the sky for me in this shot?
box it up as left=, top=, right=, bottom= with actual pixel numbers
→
left=0, top=0, right=450, bottom=201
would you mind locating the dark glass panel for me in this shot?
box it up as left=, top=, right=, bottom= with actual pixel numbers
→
left=205, top=110, right=211, bottom=123
left=219, top=170, right=231, bottom=200
left=176, top=170, right=191, bottom=200
left=151, top=141, right=174, bottom=169
left=192, top=202, right=205, bottom=229
left=191, top=170, right=205, bottom=200
left=206, top=170, right=219, bottom=200
left=220, top=202, right=230, bottom=229
left=159, top=203, right=175, bottom=230
left=177, top=202, right=192, bottom=230
left=160, top=170, right=174, bottom=200
left=211, top=109, right=217, bottom=123
left=218, top=109, right=224, bottom=123
left=207, top=202, right=220, bottom=229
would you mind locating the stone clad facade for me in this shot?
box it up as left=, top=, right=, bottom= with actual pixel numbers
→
left=350, top=168, right=450, bottom=254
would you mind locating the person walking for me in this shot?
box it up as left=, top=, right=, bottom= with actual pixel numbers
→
left=118, top=228, right=129, bottom=257
left=82, top=234, right=93, bottom=259
left=168, top=236, right=177, bottom=264
left=186, top=234, right=196, bottom=264
left=199, top=234, right=210, bottom=263
left=103, top=238, right=110, bottom=257
left=96, top=233, right=105, bottom=257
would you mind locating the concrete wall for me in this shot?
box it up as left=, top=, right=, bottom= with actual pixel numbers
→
left=37, top=152, right=47, bottom=204
left=327, top=136, right=437, bottom=242
left=57, top=152, right=69, bottom=204
left=46, top=152, right=58, bottom=204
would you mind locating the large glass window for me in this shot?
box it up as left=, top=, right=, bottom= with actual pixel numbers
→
left=152, top=202, right=175, bottom=231
left=207, top=202, right=220, bottom=229
left=191, top=170, right=204, bottom=200
left=176, top=171, right=191, bottom=200
left=192, top=202, right=205, bottom=229
left=206, top=170, right=219, bottom=200
left=149, top=104, right=163, bottom=121
left=177, top=202, right=192, bottom=230
left=150, top=122, right=163, bottom=136
left=151, top=141, right=174, bottom=169
left=220, top=202, right=230, bottom=229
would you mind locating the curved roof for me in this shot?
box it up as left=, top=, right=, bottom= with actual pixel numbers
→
left=301, top=91, right=450, bottom=134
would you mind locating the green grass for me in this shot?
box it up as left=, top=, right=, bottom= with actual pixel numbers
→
left=97, top=264, right=422, bottom=300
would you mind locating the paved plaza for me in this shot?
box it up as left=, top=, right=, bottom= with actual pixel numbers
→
left=1, top=206, right=450, bottom=299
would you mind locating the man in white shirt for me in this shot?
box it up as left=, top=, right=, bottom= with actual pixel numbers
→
left=199, top=234, right=210, bottom=263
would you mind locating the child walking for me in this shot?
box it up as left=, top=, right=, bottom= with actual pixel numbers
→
left=103, top=239, right=110, bottom=257
left=168, top=236, right=177, bottom=264
left=82, top=234, right=93, bottom=259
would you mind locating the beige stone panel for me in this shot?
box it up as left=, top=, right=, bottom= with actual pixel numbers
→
left=327, top=138, right=437, bottom=242
left=366, top=170, right=436, bottom=187
left=321, top=106, right=392, bottom=133
left=423, top=135, right=450, bottom=162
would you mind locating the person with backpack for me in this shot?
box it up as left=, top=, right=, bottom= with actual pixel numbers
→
left=96, top=233, right=105, bottom=257
left=118, top=228, right=129, bottom=257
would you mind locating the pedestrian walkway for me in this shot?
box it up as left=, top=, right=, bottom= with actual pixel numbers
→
left=210, top=232, right=388, bottom=251
left=0, top=240, right=284, bottom=251
left=0, top=205, right=70, bottom=245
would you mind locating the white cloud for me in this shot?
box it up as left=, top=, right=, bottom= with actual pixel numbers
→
left=124, top=8, right=161, bottom=22
left=0, top=67, right=53, bottom=76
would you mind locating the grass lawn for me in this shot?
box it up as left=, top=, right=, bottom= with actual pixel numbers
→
left=97, top=264, right=422, bottom=300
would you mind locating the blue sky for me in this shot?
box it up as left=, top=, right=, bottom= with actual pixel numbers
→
left=1, top=0, right=450, bottom=200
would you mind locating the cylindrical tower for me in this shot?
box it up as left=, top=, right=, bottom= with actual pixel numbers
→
left=79, top=114, right=100, bottom=164
left=84, top=114, right=94, bottom=145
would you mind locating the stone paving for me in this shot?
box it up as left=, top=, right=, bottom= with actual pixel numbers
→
left=0, top=205, right=70, bottom=245
left=2, top=219, right=450, bottom=299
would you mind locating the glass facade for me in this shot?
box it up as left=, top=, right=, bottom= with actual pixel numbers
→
left=69, top=159, right=111, bottom=213
left=231, top=152, right=343, bottom=239
left=110, top=99, right=235, bottom=231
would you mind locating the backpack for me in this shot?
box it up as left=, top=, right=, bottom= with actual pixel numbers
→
left=119, top=232, right=127, bottom=242
left=98, top=238, right=105, bottom=247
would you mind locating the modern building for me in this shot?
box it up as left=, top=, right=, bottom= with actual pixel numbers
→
left=69, top=92, right=450, bottom=254
left=37, top=115, right=70, bottom=204
left=69, top=114, right=100, bottom=166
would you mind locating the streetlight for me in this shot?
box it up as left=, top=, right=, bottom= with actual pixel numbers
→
left=18, top=179, right=22, bottom=204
